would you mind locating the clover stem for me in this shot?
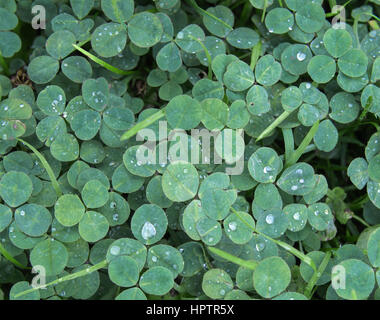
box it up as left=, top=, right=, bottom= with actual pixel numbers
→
left=18, top=138, right=62, bottom=197
left=282, top=128, right=294, bottom=165
left=0, top=242, right=30, bottom=270
left=351, top=215, right=370, bottom=228
left=256, top=110, right=292, bottom=142
left=229, top=207, right=317, bottom=271
left=261, top=0, right=268, bottom=22
left=340, top=119, right=380, bottom=134
left=238, top=52, right=251, bottom=60
left=240, top=1, right=253, bottom=26
left=185, top=0, right=233, bottom=31
left=353, top=18, right=361, bottom=49
left=349, top=195, right=369, bottom=210
left=173, top=282, right=186, bottom=294
left=369, top=14, right=380, bottom=23
left=304, top=251, right=331, bottom=299
left=72, top=44, right=136, bottom=76
left=15, top=259, right=108, bottom=298
left=285, top=121, right=320, bottom=168
left=229, top=0, right=246, bottom=10
left=115, top=286, right=120, bottom=298
left=328, top=0, right=336, bottom=10
left=200, top=245, right=213, bottom=270
left=298, top=241, right=304, bottom=254
left=326, top=0, right=353, bottom=17
left=188, top=35, right=212, bottom=79
left=250, top=41, right=262, bottom=70
left=0, top=50, right=9, bottom=76
left=120, top=108, right=166, bottom=141
left=359, top=96, right=373, bottom=121
left=259, top=232, right=317, bottom=271
left=207, top=246, right=258, bottom=270
left=326, top=0, right=353, bottom=18
left=76, top=37, right=91, bottom=48
left=303, top=144, right=316, bottom=154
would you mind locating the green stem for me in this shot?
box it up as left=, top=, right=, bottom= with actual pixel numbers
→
left=0, top=50, right=9, bottom=76
left=230, top=207, right=317, bottom=271
left=261, top=0, right=268, bottom=22
left=18, top=139, right=62, bottom=197
left=259, top=232, right=317, bottom=271
left=256, top=111, right=292, bottom=142
left=299, top=241, right=304, bottom=254
left=15, top=260, right=108, bottom=298
left=285, top=121, right=320, bottom=168
left=325, top=0, right=353, bottom=17
left=328, top=0, right=337, bottom=9
left=359, top=96, right=373, bottom=121
left=188, top=36, right=212, bottom=79
left=185, top=0, right=233, bottom=31
left=76, top=37, right=91, bottom=48
left=207, top=247, right=258, bottom=270
left=200, top=245, right=213, bottom=270
left=304, top=252, right=331, bottom=299
left=303, top=144, right=316, bottom=154
left=239, top=1, right=253, bottom=26
left=352, top=215, right=371, bottom=228
left=250, top=41, right=262, bottom=71
left=229, top=0, right=246, bottom=10
left=282, top=128, right=294, bottom=165
left=340, top=120, right=380, bottom=134
left=349, top=195, right=369, bottom=210
left=120, top=109, right=166, bottom=141
left=369, top=14, right=380, bottom=23
left=353, top=18, right=361, bottom=49
left=0, top=242, right=30, bottom=270
left=72, top=44, right=136, bottom=76
left=238, top=52, right=251, bottom=60
left=173, top=282, right=186, bottom=294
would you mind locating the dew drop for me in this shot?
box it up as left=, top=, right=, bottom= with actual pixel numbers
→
left=228, top=222, right=237, bottom=231
left=266, top=214, right=274, bottom=224
left=256, top=242, right=265, bottom=251
left=263, top=166, right=273, bottom=174
left=110, top=245, right=120, bottom=255
left=296, top=52, right=306, bottom=61
left=141, top=221, right=157, bottom=240
left=177, top=31, right=184, bottom=39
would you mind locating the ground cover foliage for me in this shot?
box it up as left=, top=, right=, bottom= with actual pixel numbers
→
left=0, top=0, right=379, bottom=300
